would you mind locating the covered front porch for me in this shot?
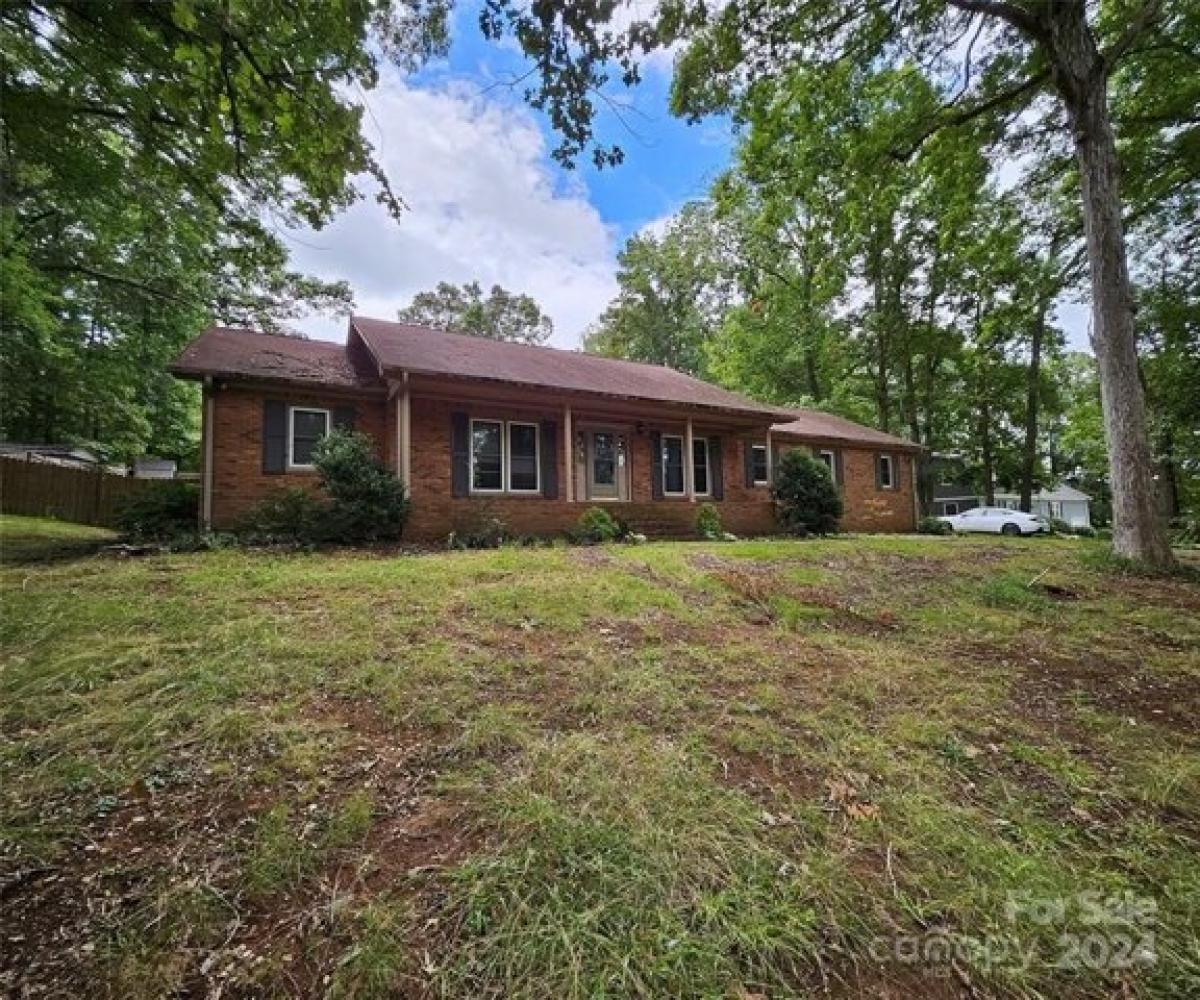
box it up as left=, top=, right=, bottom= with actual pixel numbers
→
left=388, top=373, right=784, bottom=541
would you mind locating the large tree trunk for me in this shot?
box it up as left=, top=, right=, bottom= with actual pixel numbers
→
left=1045, top=4, right=1174, bottom=565
left=1019, top=299, right=1046, bottom=512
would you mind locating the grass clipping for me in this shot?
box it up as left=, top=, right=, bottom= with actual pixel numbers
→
left=436, top=732, right=823, bottom=997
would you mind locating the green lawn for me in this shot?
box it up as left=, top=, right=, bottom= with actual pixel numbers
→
left=2, top=517, right=1198, bottom=998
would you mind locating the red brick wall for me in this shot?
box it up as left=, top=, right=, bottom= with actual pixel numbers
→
left=206, top=384, right=915, bottom=538
left=774, top=440, right=916, bottom=533
left=207, top=385, right=387, bottom=528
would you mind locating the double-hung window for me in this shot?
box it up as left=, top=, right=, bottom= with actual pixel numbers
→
left=470, top=419, right=540, bottom=494
left=288, top=407, right=330, bottom=470
left=471, top=419, right=504, bottom=492
left=818, top=449, right=837, bottom=485
left=878, top=453, right=895, bottom=490
left=692, top=438, right=710, bottom=496
left=662, top=435, right=685, bottom=495
left=507, top=422, right=540, bottom=493
left=751, top=444, right=769, bottom=486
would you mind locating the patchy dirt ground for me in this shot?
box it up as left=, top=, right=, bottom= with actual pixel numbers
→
left=2, top=524, right=1198, bottom=998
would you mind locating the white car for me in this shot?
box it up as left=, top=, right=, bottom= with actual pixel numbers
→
left=938, top=507, right=1047, bottom=536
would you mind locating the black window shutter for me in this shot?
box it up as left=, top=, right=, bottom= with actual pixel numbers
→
left=333, top=405, right=356, bottom=432
left=540, top=420, right=558, bottom=499
left=650, top=431, right=663, bottom=500
left=451, top=412, right=470, bottom=497
left=263, top=400, right=287, bottom=474
left=875, top=454, right=884, bottom=490
left=743, top=440, right=755, bottom=487
left=710, top=437, right=723, bottom=500
left=834, top=450, right=845, bottom=491
left=771, top=442, right=782, bottom=480
left=892, top=453, right=902, bottom=490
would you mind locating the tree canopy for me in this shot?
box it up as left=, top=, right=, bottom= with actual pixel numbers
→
left=397, top=281, right=554, bottom=345
left=1, top=0, right=448, bottom=461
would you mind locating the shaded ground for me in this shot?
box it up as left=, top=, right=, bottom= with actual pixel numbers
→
left=2, top=521, right=1198, bottom=998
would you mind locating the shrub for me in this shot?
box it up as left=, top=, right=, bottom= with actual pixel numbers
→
left=569, top=506, right=622, bottom=544
left=1071, top=524, right=1096, bottom=538
left=447, top=516, right=511, bottom=550
left=116, top=481, right=199, bottom=539
left=238, top=431, right=409, bottom=546
left=1046, top=517, right=1073, bottom=535
left=696, top=503, right=723, bottom=540
left=771, top=451, right=842, bottom=536
left=312, top=430, right=409, bottom=543
left=239, top=487, right=332, bottom=545
left=918, top=516, right=953, bottom=536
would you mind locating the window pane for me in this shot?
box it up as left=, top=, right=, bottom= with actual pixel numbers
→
left=879, top=456, right=892, bottom=487
left=509, top=424, right=539, bottom=491
left=291, top=409, right=328, bottom=465
left=693, top=439, right=708, bottom=495
left=472, top=421, right=502, bottom=490
left=592, top=432, right=616, bottom=486
left=663, top=437, right=684, bottom=494
left=752, top=444, right=768, bottom=483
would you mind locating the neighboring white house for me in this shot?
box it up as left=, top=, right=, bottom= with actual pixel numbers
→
left=932, top=484, right=1092, bottom=527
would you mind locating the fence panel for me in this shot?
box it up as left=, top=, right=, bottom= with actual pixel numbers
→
left=0, top=457, right=162, bottom=526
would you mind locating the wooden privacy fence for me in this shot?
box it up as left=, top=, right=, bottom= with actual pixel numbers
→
left=0, top=456, right=163, bottom=526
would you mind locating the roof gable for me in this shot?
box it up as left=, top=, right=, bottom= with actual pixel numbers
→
left=350, top=316, right=788, bottom=418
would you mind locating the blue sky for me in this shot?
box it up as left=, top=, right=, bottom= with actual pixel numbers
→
left=287, top=4, right=1089, bottom=350
left=287, top=3, right=730, bottom=348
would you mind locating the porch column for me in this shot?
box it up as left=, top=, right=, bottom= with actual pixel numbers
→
left=563, top=405, right=574, bottom=502
left=685, top=417, right=695, bottom=501
left=396, top=373, right=411, bottom=488
left=765, top=429, right=774, bottom=483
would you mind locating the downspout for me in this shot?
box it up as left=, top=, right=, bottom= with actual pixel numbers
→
left=202, top=378, right=215, bottom=531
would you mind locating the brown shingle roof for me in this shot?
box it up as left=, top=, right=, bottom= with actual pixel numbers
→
left=350, top=316, right=790, bottom=419
left=771, top=410, right=922, bottom=451
left=171, top=327, right=382, bottom=390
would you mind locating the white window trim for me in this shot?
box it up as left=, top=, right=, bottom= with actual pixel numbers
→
left=878, top=453, right=895, bottom=490
left=470, top=418, right=506, bottom=494
left=751, top=443, right=769, bottom=486
left=507, top=421, right=541, bottom=494
left=661, top=434, right=686, bottom=496
left=692, top=437, right=711, bottom=497
left=819, top=449, right=837, bottom=485
left=287, top=406, right=331, bottom=471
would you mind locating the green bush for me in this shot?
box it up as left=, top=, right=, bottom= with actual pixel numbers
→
left=1046, top=517, right=1072, bottom=535
left=312, top=430, right=409, bottom=542
left=918, top=516, right=953, bottom=536
left=771, top=451, right=842, bottom=536
left=239, top=487, right=332, bottom=545
left=569, top=506, right=622, bottom=544
left=115, top=481, right=199, bottom=539
left=239, top=430, right=409, bottom=545
left=696, top=503, right=723, bottom=539
left=1071, top=524, right=1096, bottom=538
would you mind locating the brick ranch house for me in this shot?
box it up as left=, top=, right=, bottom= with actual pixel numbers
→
left=171, top=318, right=921, bottom=541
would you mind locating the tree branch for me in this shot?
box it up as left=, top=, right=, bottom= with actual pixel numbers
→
left=1102, top=0, right=1166, bottom=68
left=892, top=68, right=1050, bottom=160
left=946, top=0, right=1047, bottom=41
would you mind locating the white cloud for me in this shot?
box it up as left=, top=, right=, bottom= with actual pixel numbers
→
left=284, top=73, right=620, bottom=348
